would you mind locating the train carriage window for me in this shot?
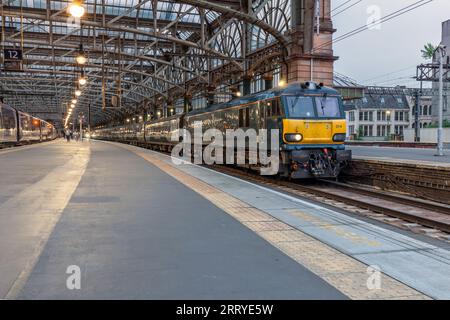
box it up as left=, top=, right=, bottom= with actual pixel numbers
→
left=245, top=108, right=250, bottom=127
left=273, top=99, right=281, bottom=116
left=266, top=101, right=272, bottom=117
left=266, top=99, right=281, bottom=118
left=239, top=108, right=244, bottom=127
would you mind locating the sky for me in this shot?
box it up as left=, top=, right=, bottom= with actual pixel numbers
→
left=332, top=0, right=450, bottom=88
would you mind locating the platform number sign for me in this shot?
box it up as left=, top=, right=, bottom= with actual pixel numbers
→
left=3, top=49, right=23, bottom=71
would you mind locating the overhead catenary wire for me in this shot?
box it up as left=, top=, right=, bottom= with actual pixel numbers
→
left=312, top=0, right=435, bottom=53
left=331, top=0, right=353, bottom=13
left=332, top=0, right=364, bottom=18
left=361, top=65, right=418, bottom=83
left=370, top=75, right=416, bottom=86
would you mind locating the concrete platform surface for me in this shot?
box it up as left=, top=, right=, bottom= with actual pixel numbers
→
left=348, top=145, right=450, bottom=166
left=115, top=142, right=450, bottom=299
left=1, top=139, right=449, bottom=300
left=0, top=140, right=345, bottom=300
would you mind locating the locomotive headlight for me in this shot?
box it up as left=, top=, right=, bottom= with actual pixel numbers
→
left=333, top=133, right=346, bottom=142
left=285, top=133, right=303, bottom=142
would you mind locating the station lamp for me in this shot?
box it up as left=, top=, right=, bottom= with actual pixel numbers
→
left=75, top=88, right=82, bottom=97
left=68, top=0, right=85, bottom=19
left=79, top=77, right=87, bottom=85
left=75, top=44, right=87, bottom=65
left=78, top=70, right=87, bottom=85
left=71, top=98, right=77, bottom=104
left=278, top=79, right=287, bottom=87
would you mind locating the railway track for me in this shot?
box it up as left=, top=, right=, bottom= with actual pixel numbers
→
left=206, top=164, right=450, bottom=237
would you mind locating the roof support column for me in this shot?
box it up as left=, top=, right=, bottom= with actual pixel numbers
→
left=286, top=0, right=336, bottom=86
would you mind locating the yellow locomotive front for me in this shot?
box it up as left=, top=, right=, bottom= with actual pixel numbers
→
left=278, top=83, right=351, bottom=178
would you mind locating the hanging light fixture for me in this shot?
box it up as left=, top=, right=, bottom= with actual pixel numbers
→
left=72, top=98, right=77, bottom=104
left=75, top=44, right=87, bottom=65
left=78, top=75, right=87, bottom=85
left=78, top=68, right=87, bottom=85
left=68, top=0, right=85, bottom=18
left=75, top=83, right=82, bottom=97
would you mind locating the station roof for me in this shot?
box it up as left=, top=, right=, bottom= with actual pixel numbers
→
left=0, top=0, right=291, bottom=127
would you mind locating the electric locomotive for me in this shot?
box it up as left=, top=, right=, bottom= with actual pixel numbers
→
left=94, top=81, right=351, bottom=179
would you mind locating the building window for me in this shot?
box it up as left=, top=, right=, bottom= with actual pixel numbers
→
left=395, top=111, right=407, bottom=122
left=377, top=111, right=389, bottom=121
left=395, top=125, right=405, bottom=136
left=359, top=125, right=373, bottom=137
left=349, top=111, right=355, bottom=122
left=359, top=111, right=373, bottom=121
left=376, top=125, right=390, bottom=137
left=349, top=125, right=355, bottom=134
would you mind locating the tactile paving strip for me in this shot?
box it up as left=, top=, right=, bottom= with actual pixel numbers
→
left=117, top=143, right=431, bottom=300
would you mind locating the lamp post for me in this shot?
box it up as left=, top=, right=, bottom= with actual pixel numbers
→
left=79, top=112, right=84, bottom=141
left=436, top=44, right=446, bottom=156
left=386, top=110, right=391, bottom=140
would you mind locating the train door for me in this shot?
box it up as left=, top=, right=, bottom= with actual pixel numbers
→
left=0, top=107, right=3, bottom=142
left=248, top=103, right=259, bottom=132
left=264, top=98, right=282, bottom=150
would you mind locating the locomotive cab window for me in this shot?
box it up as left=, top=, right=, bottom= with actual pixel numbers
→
left=284, top=96, right=315, bottom=118
left=315, top=97, right=342, bottom=118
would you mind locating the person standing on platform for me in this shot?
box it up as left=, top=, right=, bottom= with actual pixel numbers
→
left=65, top=129, right=70, bottom=142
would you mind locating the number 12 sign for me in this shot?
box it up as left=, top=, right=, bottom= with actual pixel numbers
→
left=4, top=49, right=23, bottom=60
left=3, top=49, right=23, bottom=71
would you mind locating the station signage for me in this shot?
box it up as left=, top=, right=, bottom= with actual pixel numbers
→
left=3, top=48, right=23, bottom=71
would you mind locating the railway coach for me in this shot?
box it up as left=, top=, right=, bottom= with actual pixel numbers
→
left=0, top=102, right=58, bottom=146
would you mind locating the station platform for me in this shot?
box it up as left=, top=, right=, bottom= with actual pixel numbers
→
left=1, top=140, right=449, bottom=300
left=348, top=145, right=450, bottom=167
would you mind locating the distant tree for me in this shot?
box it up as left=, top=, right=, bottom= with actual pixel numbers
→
left=356, top=128, right=363, bottom=140
left=421, top=43, right=437, bottom=60
left=428, top=120, right=450, bottom=128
